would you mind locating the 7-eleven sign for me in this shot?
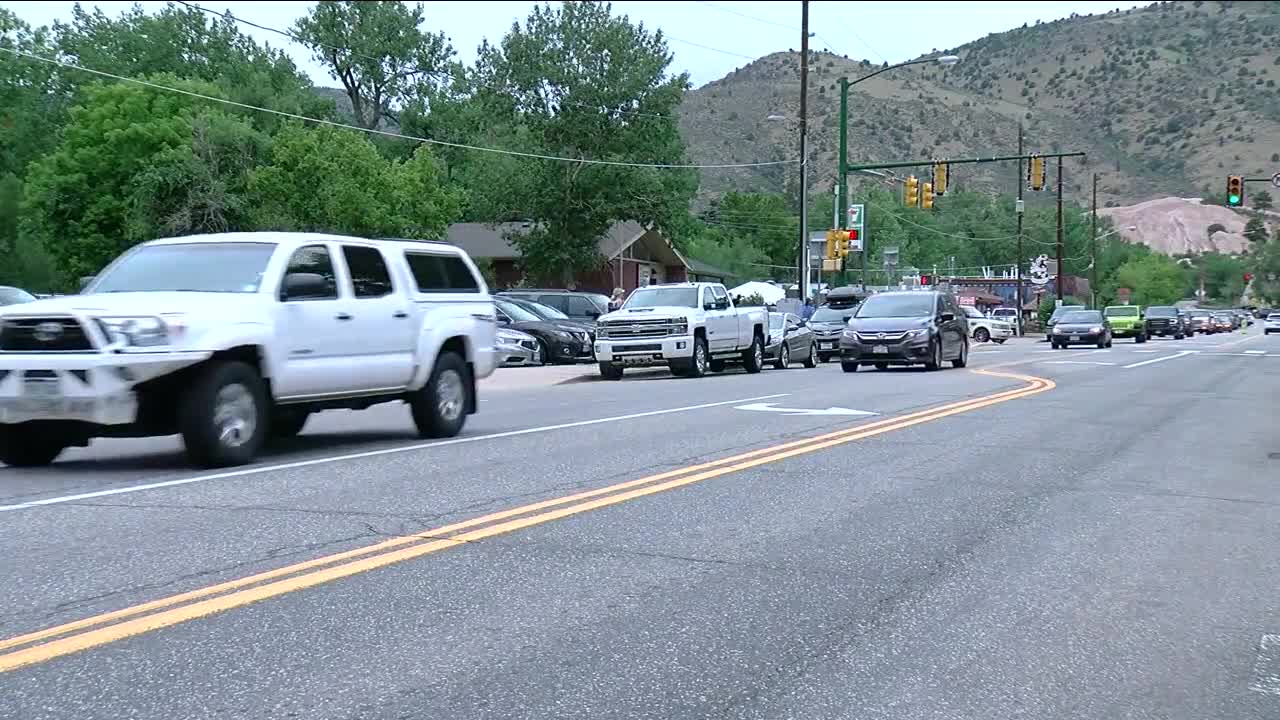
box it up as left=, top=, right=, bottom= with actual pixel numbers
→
left=846, top=204, right=865, bottom=252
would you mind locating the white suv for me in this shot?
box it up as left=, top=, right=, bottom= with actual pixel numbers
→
left=0, top=232, right=496, bottom=468
left=1265, top=313, right=1280, bottom=335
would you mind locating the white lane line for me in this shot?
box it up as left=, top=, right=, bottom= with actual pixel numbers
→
left=1122, top=350, right=1195, bottom=369
left=1132, top=350, right=1159, bottom=354
left=1206, top=352, right=1279, bottom=357
left=1042, top=361, right=1116, bottom=366
left=1212, top=333, right=1264, bottom=349
left=1245, top=350, right=1266, bottom=355
left=1249, top=634, right=1280, bottom=696
left=0, top=392, right=790, bottom=513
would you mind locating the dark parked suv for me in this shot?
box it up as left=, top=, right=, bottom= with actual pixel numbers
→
left=1144, top=306, right=1185, bottom=339
left=496, top=289, right=610, bottom=324
left=839, top=290, right=969, bottom=372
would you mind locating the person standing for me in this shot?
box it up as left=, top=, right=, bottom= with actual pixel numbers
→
left=800, top=298, right=816, bottom=321
left=609, top=287, right=625, bottom=311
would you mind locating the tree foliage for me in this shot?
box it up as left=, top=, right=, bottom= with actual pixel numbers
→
left=1252, top=190, right=1273, bottom=212
left=294, top=0, right=455, bottom=130
left=1106, top=254, right=1187, bottom=306
left=1244, top=216, right=1269, bottom=244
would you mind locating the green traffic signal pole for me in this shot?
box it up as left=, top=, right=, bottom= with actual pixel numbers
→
left=845, top=151, right=1085, bottom=173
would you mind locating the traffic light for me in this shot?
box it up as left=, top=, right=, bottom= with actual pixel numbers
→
left=904, top=175, right=920, bottom=207
left=932, top=162, right=949, bottom=196
left=920, top=274, right=933, bottom=286
left=844, top=228, right=859, bottom=257
left=824, top=230, right=838, bottom=260
left=1227, top=175, right=1244, bottom=207
left=921, top=181, right=935, bottom=210
left=1028, top=154, right=1046, bottom=192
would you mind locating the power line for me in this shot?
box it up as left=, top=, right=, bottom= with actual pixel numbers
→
left=867, top=201, right=1021, bottom=241
left=0, top=46, right=796, bottom=170
left=664, top=33, right=758, bottom=60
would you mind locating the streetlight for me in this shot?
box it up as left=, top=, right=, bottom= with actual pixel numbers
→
left=838, top=55, right=961, bottom=291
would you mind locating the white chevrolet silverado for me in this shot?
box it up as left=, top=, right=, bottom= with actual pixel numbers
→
left=0, top=232, right=496, bottom=468
left=593, top=282, right=768, bottom=379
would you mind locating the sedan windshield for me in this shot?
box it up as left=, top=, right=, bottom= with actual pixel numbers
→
left=855, top=294, right=935, bottom=318
left=1061, top=311, right=1103, bottom=323
left=1146, top=306, right=1178, bottom=317
left=90, top=242, right=277, bottom=294
left=516, top=300, right=569, bottom=320
left=623, top=287, right=699, bottom=309
left=495, top=299, right=540, bottom=322
left=810, top=307, right=852, bottom=323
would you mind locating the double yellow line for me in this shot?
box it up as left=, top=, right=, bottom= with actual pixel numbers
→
left=0, top=368, right=1053, bottom=673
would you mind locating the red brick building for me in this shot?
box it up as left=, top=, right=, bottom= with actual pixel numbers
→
left=445, top=221, right=706, bottom=293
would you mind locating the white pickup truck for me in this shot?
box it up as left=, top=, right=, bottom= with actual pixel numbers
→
left=593, top=282, right=768, bottom=379
left=0, top=232, right=496, bottom=468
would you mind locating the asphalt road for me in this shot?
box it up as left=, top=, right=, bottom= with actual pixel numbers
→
left=2, top=329, right=1278, bottom=719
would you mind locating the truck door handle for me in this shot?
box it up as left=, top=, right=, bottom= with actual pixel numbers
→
left=335, top=312, right=353, bottom=321
left=393, top=311, right=409, bottom=318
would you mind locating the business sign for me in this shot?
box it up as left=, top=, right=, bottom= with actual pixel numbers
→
left=847, top=204, right=865, bottom=252
left=958, top=296, right=977, bottom=306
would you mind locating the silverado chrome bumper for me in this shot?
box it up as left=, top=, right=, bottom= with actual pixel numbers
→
left=594, top=335, right=694, bottom=364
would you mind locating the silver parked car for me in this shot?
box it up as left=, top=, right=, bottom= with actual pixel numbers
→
left=495, top=327, right=542, bottom=366
left=0, top=286, right=36, bottom=306
left=765, top=312, right=819, bottom=369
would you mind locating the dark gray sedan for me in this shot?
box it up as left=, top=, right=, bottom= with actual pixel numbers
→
left=765, top=312, right=818, bottom=369
left=1051, top=310, right=1113, bottom=348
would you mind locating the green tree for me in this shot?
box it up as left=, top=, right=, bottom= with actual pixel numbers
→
left=703, top=192, right=797, bottom=268
left=20, top=78, right=262, bottom=281
left=294, top=0, right=455, bottom=130
left=1245, top=216, right=1269, bottom=244
left=249, top=123, right=461, bottom=239
left=468, top=1, right=696, bottom=283
left=1252, top=190, right=1274, bottom=212
left=1197, top=251, right=1247, bottom=302
left=1250, top=237, right=1280, bottom=306
left=1107, top=254, right=1187, bottom=306
left=0, top=9, right=64, bottom=179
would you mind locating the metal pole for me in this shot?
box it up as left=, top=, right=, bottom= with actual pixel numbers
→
left=797, top=0, right=810, bottom=301
left=1055, top=157, right=1064, bottom=302
left=1016, top=123, right=1024, bottom=335
left=1091, top=172, right=1098, bottom=309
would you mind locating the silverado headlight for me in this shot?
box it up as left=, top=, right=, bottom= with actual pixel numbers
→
left=96, top=316, right=173, bottom=347
left=672, top=321, right=689, bottom=335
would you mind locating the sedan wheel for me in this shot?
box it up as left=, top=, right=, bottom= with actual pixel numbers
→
left=774, top=342, right=790, bottom=370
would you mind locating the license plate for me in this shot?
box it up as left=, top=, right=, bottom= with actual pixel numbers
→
left=821, top=342, right=836, bottom=350
left=23, top=377, right=60, bottom=398
left=873, top=345, right=888, bottom=354
left=1069, top=335, right=1080, bottom=341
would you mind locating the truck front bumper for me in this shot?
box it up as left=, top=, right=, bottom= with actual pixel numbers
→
left=0, top=351, right=211, bottom=426
left=595, top=336, right=694, bottom=366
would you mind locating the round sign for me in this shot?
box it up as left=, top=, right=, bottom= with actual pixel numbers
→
left=1272, top=172, right=1280, bottom=189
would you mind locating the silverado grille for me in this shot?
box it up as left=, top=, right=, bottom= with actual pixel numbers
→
left=0, top=316, right=95, bottom=352
left=598, top=318, right=684, bottom=339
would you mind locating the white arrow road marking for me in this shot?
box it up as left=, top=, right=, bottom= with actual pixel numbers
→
left=1122, top=350, right=1195, bottom=369
left=734, top=402, right=879, bottom=417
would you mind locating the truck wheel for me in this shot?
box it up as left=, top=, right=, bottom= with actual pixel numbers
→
left=411, top=351, right=470, bottom=438
left=178, top=361, right=268, bottom=468
left=802, top=343, right=818, bottom=368
left=742, top=335, right=765, bottom=374
left=599, top=362, right=624, bottom=381
left=974, top=327, right=990, bottom=343
left=774, top=343, right=790, bottom=370
left=684, top=336, right=709, bottom=378
left=0, top=425, right=68, bottom=467
left=270, top=409, right=309, bottom=439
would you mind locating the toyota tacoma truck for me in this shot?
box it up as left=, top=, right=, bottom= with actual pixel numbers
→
left=593, top=282, right=767, bottom=379
left=0, top=232, right=497, bottom=468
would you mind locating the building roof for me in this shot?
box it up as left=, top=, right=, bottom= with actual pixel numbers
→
left=685, top=257, right=731, bottom=278
left=446, top=221, right=655, bottom=262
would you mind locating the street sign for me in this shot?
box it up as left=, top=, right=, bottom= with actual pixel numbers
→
left=847, top=204, right=865, bottom=252
left=1272, top=172, right=1280, bottom=189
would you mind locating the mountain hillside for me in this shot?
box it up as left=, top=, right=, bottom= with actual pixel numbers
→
left=678, top=0, right=1280, bottom=207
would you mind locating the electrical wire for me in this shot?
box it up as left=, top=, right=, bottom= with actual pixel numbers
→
left=0, top=46, right=797, bottom=170
left=866, top=201, right=1022, bottom=241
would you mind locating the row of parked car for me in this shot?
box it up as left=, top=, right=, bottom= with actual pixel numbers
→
left=1045, top=303, right=1256, bottom=348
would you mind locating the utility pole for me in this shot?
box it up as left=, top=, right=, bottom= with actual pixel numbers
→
left=1055, top=157, right=1064, bottom=302
left=1091, top=172, right=1099, bottom=308
left=1015, top=123, right=1024, bottom=335
left=796, top=0, right=810, bottom=301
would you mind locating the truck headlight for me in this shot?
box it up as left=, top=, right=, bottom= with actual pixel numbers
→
left=672, top=321, right=689, bottom=335
left=96, top=316, right=173, bottom=347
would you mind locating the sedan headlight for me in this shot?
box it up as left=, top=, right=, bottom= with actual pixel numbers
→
left=96, top=316, right=173, bottom=347
left=904, top=328, right=928, bottom=338
left=1053, top=326, right=1067, bottom=334
left=1089, top=326, right=1103, bottom=334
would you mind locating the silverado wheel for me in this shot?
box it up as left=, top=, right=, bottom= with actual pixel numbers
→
left=178, top=361, right=268, bottom=468
left=924, top=339, right=943, bottom=371
left=774, top=342, right=790, bottom=370
left=951, top=340, right=969, bottom=368
left=841, top=359, right=859, bottom=373
left=974, top=327, right=990, bottom=343
left=270, top=409, right=310, bottom=439
left=685, top=336, right=709, bottom=378
left=599, top=362, right=623, bottom=381
left=0, top=425, right=68, bottom=467
left=802, top=343, right=818, bottom=368
left=742, top=335, right=765, bottom=374
left=410, top=351, right=470, bottom=439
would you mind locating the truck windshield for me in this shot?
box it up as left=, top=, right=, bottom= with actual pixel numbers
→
left=90, top=243, right=277, bottom=294
left=623, top=287, right=700, bottom=309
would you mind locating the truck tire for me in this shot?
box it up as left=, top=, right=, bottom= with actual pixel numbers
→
left=270, top=409, right=310, bottom=439
left=742, top=334, right=765, bottom=374
left=178, top=361, right=268, bottom=468
left=0, top=425, right=68, bottom=467
left=411, top=351, right=470, bottom=438
left=685, top=336, right=709, bottom=378
left=599, top=362, right=624, bottom=381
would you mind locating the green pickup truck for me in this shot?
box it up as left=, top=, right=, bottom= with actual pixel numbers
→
left=1103, top=305, right=1147, bottom=343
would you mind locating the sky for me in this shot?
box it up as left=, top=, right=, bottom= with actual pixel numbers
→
left=2, top=0, right=1143, bottom=88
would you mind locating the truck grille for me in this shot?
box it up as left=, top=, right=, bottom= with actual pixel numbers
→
left=0, top=317, right=94, bottom=352
left=599, top=318, right=682, bottom=339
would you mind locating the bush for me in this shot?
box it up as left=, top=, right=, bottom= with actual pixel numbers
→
left=733, top=292, right=767, bottom=307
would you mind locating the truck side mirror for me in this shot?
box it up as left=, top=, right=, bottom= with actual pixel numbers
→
left=280, top=272, right=330, bottom=301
